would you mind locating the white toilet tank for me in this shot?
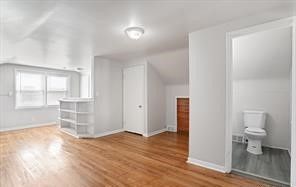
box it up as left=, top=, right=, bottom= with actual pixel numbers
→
left=243, top=110, right=266, bottom=128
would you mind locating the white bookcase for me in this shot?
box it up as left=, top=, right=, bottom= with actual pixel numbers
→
left=58, top=98, right=94, bottom=138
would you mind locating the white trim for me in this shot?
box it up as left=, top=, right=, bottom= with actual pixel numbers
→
left=93, top=129, right=124, bottom=138
left=291, top=17, right=296, bottom=187
left=143, top=128, right=167, bottom=137
left=2, top=62, right=80, bottom=72
left=225, top=31, right=233, bottom=172
left=0, top=122, right=56, bottom=132
left=229, top=17, right=295, bottom=38
left=262, top=144, right=290, bottom=152
left=175, top=96, right=189, bottom=133
left=14, top=68, right=71, bottom=109
left=144, top=62, right=148, bottom=137
left=236, top=141, right=292, bottom=156
left=90, top=56, right=95, bottom=98
left=187, top=157, right=226, bottom=173
left=225, top=17, right=296, bottom=186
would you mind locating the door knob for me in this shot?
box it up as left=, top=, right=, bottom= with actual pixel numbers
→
left=138, top=105, right=142, bottom=108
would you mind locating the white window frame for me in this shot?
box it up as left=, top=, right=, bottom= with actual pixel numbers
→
left=15, top=69, right=71, bottom=109
left=46, top=74, right=70, bottom=106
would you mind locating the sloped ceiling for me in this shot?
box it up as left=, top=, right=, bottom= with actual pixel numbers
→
left=233, top=27, right=292, bottom=80
left=147, top=48, right=189, bottom=85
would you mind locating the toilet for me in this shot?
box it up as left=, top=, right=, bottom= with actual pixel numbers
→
left=243, top=110, right=266, bottom=155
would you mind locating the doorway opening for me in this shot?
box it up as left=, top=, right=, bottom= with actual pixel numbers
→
left=225, top=17, right=296, bottom=186
left=176, top=97, right=189, bottom=135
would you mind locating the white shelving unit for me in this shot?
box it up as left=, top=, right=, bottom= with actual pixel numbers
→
left=58, top=98, right=94, bottom=138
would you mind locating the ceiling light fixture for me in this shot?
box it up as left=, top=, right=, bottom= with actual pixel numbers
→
left=125, top=27, right=144, bottom=40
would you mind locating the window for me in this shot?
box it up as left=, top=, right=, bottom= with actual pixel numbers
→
left=15, top=70, right=69, bottom=108
left=47, top=75, right=68, bottom=105
left=16, top=71, right=45, bottom=108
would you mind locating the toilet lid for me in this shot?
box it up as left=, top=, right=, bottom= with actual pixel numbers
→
left=246, top=127, right=265, bottom=133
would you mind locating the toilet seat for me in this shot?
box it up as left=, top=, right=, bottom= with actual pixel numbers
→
left=245, top=127, right=266, bottom=136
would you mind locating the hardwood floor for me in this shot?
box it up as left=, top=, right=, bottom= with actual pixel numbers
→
left=0, top=125, right=271, bottom=187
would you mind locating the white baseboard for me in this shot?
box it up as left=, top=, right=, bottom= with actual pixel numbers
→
left=0, top=122, right=56, bottom=132
left=167, top=125, right=177, bottom=132
left=93, top=129, right=124, bottom=138
left=187, top=157, right=226, bottom=173
left=143, top=128, right=167, bottom=137
left=234, top=139, right=291, bottom=155
left=262, top=144, right=290, bottom=152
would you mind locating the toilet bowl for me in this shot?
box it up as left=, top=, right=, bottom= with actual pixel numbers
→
left=243, top=110, right=267, bottom=155
left=244, top=127, right=266, bottom=155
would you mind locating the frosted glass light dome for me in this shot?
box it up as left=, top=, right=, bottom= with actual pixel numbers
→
left=125, top=27, right=144, bottom=40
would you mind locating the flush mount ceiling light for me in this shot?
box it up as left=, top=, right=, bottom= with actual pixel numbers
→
left=125, top=27, right=144, bottom=40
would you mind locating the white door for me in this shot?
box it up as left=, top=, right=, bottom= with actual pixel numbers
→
left=123, top=65, right=145, bottom=134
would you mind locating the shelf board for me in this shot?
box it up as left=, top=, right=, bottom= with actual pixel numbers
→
left=59, top=118, right=93, bottom=126
left=60, top=127, right=76, bottom=135
left=77, top=123, right=92, bottom=126
left=77, top=111, right=94, bottom=114
left=59, top=118, right=76, bottom=124
left=60, top=127, right=93, bottom=138
left=59, top=109, right=75, bottom=113
left=59, top=98, right=94, bottom=103
left=59, top=109, right=93, bottom=114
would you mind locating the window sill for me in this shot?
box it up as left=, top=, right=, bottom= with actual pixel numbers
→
left=15, top=105, right=59, bottom=110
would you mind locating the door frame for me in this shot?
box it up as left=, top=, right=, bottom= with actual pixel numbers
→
left=175, top=96, right=189, bottom=133
left=123, top=64, right=148, bottom=136
left=225, top=17, right=296, bottom=186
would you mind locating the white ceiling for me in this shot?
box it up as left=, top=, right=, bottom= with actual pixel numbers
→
left=1, top=0, right=295, bottom=83
left=233, top=27, right=292, bottom=80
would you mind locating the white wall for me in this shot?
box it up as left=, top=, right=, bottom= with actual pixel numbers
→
left=93, top=57, right=123, bottom=135
left=123, top=58, right=166, bottom=136
left=232, top=79, right=291, bottom=150
left=188, top=11, right=294, bottom=169
left=0, top=63, right=80, bottom=131
left=165, top=84, right=189, bottom=131
left=231, top=27, right=292, bottom=150
left=80, top=72, right=91, bottom=98
left=147, top=63, right=166, bottom=134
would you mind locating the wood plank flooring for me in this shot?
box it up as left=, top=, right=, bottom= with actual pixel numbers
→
left=232, top=142, right=290, bottom=184
left=0, top=125, right=272, bottom=187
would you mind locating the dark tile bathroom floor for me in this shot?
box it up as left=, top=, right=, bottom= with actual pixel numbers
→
left=232, top=142, right=290, bottom=185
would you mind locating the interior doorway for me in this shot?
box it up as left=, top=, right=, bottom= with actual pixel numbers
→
left=176, top=97, right=189, bottom=135
left=225, top=17, right=296, bottom=186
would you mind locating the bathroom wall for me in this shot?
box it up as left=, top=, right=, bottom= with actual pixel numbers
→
left=232, top=79, right=291, bottom=150
left=188, top=9, right=294, bottom=170
left=232, top=27, right=292, bottom=151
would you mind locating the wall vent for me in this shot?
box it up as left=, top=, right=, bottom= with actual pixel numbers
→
left=167, top=126, right=176, bottom=132
left=232, top=134, right=245, bottom=143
